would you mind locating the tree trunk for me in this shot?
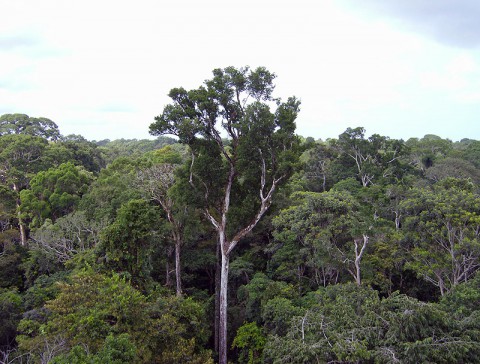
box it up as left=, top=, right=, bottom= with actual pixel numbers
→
left=355, top=257, right=362, bottom=286
left=219, top=250, right=229, bottom=364
left=165, top=259, right=171, bottom=287
left=214, top=241, right=221, bottom=356
left=204, top=150, right=281, bottom=364
left=394, top=211, right=401, bottom=230
left=353, top=235, right=369, bottom=286
left=438, top=278, right=445, bottom=296
left=175, top=240, right=182, bottom=296
left=13, top=183, right=27, bottom=246
left=18, top=214, right=27, bottom=246
left=165, top=246, right=174, bottom=287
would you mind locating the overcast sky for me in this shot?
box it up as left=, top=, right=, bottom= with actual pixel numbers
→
left=1, top=0, right=479, bottom=141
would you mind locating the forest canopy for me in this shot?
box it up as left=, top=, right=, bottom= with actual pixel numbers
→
left=1, top=68, right=480, bottom=363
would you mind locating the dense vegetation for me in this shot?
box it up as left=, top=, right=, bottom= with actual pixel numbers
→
left=1, top=68, right=480, bottom=363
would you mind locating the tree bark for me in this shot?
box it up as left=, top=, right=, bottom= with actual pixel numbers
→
left=353, top=235, right=369, bottom=286
left=175, top=239, right=182, bottom=296
left=13, top=183, right=27, bottom=246
left=219, top=249, right=229, bottom=364
left=18, top=213, right=27, bottom=246
left=165, top=246, right=174, bottom=287
left=165, top=259, right=171, bottom=287
left=214, top=242, right=221, bottom=356
left=210, top=153, right=281, bottom=364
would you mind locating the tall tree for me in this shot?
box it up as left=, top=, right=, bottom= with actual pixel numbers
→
left=56, top=134, right=106, bottom=173
left=137, top=163, right=187, bottom=296
left=304, top=142, right=337, bottom=192
left=401, top=178, right=480, bottom=295
left=405, top=134, right=453, bottom=172
left=100, top=199, right=160, bottom=290
left=425, top=157, right=480, bottom=185
left=336, top=127, right=408, bottom=187
left=79, top=156, right=145, bottom=224
left=272, top=190, right=373, bottom=287
left=150, top=66, right=301, bottom=363
left=0, top=135, right=49, bottom=244
left=135, top=145, right=188, bottom=295
left=19, top=162, right=94, bottom=228
left=0, top=113, right=60, bottom=141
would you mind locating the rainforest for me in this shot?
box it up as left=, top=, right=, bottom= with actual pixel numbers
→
left=1, top=67, right=480, bottom=364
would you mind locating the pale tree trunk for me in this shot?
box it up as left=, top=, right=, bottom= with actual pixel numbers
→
left=219, top=247, right=229, bottom=364
left=175, top=239, right=182, bottom=296
left=167, top=218, right=183, bottom=296
left=137, top=164, right=184, bottom=295
left=13, top=183, right=27, bottom=245
left=165, top=260, right=171, bottom=287
left=206, top=153, right=282, bottom=364
left=18, top=216, right=27, bottom=246
left=165, top=246, right=174, bottom=288
left=394, top=211, right=401, bottom=230
left=214, top=242, right=221, bottom=355
left=191, top=137, right=283, bottom=364
left=438, top=275, right=446, bottom=296
left=166, top=215, right=183, bottom=296
left=215, top=206, right=278, bottom=363
left=348, top=234, right=369, bottom=286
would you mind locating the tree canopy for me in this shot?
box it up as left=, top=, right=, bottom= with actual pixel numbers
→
left=1, top=73, right=480, bottom=364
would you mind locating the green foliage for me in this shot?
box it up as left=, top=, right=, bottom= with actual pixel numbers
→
left=22, top=272, right=69, bottom=311
left=79, top=156, right=145, bottom=223
left=47, top=270, right=146, bottom=351
left=406, top=134, right=453, bottom=171
left=148, top=294, right=212, bottom=353
left=0, top=113, right=60, bottom=141
left=20, top=162, right=94, bottom=227
left=271, top=189, right=374, bottom=287
left=263, top=284, right=480, bottom=363
left=28, top=211, right=103, bottom=265
left=425, top=157, right=480, bottom=185
left=232, top=322, right=266, bottom=364
left=238, top=273, right=296, bottom=323
left=97, top=136, right=178, bottom=164
left=261, top=297, right=303, bottom=336
left=17, top=268, right=213, bottom=363
left=142, top=144, right=185, bottom=165
left=50, top=333, right=137, bottom=364
left=0, top=238, right=25, bottom=288
left=0, top=134, right=49, bottom=190
left=303, top=142, right=338, bottom=192
left=150, top=66, right=302, bottom=233
left=0, top=184, right=17, bottom=219
left=462, top=139, right=480, bottom=169
left=55, top=134, right=106, bottom=173
left=401, top=178, right=480, bottom=295
left=440, top=271, right=480, bottom=317
left=99, top=199, right=161, bottom=289
left=334, top=127, right=410, bottom=187
left=0, top=288, right=22, bottom=348
left=21, top=248, right=65, bottom=287
left=3, top=86, right=480, bottom=364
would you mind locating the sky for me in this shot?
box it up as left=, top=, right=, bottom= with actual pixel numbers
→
left=1, top=0, right=479, bottom=142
